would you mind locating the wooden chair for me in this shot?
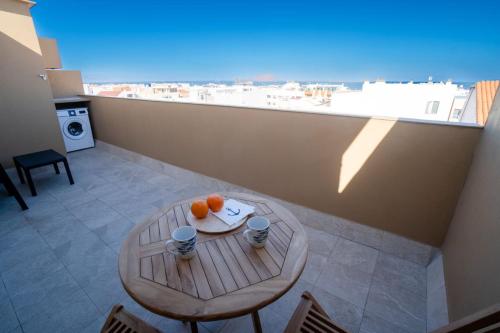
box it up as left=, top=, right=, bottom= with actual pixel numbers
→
left=284, top=291, right=350, bottom=333
left=101, top=305, right=163, bottom=333
left=0, top=163, right=28, bottom=210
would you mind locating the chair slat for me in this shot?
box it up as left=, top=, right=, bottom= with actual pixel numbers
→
left=309, top=309, right=343, bottom=330
left=105, top=320, right=123, bottom=333
left=101, top=304, right=162, bottom=333
left=285, top=291, right=351, bottom=333
left=306, top=314, right=341, bottom=332
left=300, top=325, right=315, bottom=333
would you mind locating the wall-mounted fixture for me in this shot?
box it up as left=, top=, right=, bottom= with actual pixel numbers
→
left=39, top=73, right=48, bottom=80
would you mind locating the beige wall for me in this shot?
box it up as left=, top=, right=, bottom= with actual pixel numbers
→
left=0, top=0, right=65, bottom=167
left=86, top=96, right=481, bottom=246
left=46, top=69, right=84, bottom=98
left=38, top=37, right=62, bottom=69
left=442, top=93, right=500, bottom=320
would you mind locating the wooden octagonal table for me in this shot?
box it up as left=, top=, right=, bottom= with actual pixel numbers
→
left=119, top=192, right=308, bottom=333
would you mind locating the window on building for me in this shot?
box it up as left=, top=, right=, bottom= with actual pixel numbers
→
left=451, top=108, right=462, bottom=120
left=425, top=101, right=440, bottom=114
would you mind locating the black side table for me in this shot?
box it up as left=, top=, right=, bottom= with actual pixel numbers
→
left=13, top=149, right=74, bottom=196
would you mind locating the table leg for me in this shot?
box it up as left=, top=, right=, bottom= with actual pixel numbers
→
left=25, top=168, right=37, bottom=196
left=251, top=311, right=263, bottom=333
left=62, top=159, right=75, bottom=185
left=14, top=160, right=25, bottom=184
left=190, top=321, right=198, bottom=333
left=53, top=162, right=60, bottom=174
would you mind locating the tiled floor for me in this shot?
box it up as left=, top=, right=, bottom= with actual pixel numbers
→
left=0, top=144, right=437, bottom=333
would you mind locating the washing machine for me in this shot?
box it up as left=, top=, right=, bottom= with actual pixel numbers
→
left=57, top=108, right=95, bottom=152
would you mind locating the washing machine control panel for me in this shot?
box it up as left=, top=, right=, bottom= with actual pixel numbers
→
left=63, top=109, right=88, bottom=117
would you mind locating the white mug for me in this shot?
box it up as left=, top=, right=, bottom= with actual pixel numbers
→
left=165, top=226, right=197, bottom=259
left=244, top=216, right=270, bottom=248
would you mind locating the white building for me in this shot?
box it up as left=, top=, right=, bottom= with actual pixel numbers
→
left=329, top=80, right=470, bottom=122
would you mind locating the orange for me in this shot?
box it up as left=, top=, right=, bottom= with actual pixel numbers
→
left=191, top=200, right=209, bottom=219
left=207, top=194, right=224, bottom=212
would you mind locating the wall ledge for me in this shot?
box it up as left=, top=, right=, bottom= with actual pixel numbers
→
left=82, top=94, right=484, bottom=129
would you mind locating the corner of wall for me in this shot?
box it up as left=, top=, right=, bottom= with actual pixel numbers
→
left=442, top=89, right=500, bottom=321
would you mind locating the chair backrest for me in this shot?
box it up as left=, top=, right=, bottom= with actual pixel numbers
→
left=430, top=304, right=500, bottom=333
left=284, top=291, right=350, bottom=333
left=0, top=163, right=7, bottom=184
left=101, top=305, right=163, bottom=333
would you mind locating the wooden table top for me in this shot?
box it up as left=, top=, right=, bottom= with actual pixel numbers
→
left=119, top=192, right=308, bottom=321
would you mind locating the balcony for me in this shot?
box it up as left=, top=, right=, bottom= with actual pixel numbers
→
left=2, top=142, right=441, bottom=333
left=1, top=0, right=500, bottom=332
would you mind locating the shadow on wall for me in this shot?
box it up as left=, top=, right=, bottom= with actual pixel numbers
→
left=0, top=29, right=64, bottom=167
left=337, top=118, right=479, bottom=246
left=87, top=96, right=481, bottom=246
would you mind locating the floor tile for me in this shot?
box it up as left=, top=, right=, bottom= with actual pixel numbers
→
left=93, top=216, right=134, bottom=252
left=200, top=319, right=228, bottom=333
left=21, top=289, right=101, bottom=333
left=148, top=315, right=212, bottom=333
left=23, top=199, right=67, bottom=221
left=33, top=210, right=92, bottom=249
left=365, top=275, right=426, bottom=333
left=0, top=288, right=20, bottom=333
left=218, top=315, right=252, bottom=333
left=0, top=224, right=53, bottom=271
left=84, top=182, right=121, bottom=198
left=267, top=278, right=315, bottom=322
left=330, top=237, right=379, bottom=274
left=0, top=214, right=30, bottom=238
left=381, top=232, right=433, bottom=266
left=316, top=260, right=372, bottom=308
left=304, top=225, right=339, bottom=257
left=81, top=268, right=127, bottom=313
left=70, top=199, right=123, bottom=229
left=97, top=187, right=139, bottom=206
left=323, top=216, right=384, bottom=250
left=2, top=251, right=65, bottom=297
left=7, top=266, right=81, bottom=323
left=311, top=286, right=364, bottom=333
left=53, top=231, right=115, bottom=274
left=373, top=253, right=426, bottom=295
left=360, top=310, right=413, bottom=333
left=79, top=315, right=106, bottom=333
left=301, top=252, right=327, bottom=284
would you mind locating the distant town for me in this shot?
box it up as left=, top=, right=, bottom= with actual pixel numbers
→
left=84, top=80, right=477, bottom=124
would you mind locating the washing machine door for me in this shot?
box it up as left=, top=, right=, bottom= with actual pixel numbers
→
left=63, top=118, right=88, bottom=140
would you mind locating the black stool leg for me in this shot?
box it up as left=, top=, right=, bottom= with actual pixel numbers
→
left=62, top=159, right=74, bottom=185
left=53, top=162, right=60, bottom=174
left=14, top=160, right=25, bottom=184
left=25, top=168, right=37, bottom=196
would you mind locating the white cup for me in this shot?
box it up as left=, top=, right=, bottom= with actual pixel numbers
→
left=244, top=216, right=270, bottom=248
left=165, top=226, right=197, bottom=259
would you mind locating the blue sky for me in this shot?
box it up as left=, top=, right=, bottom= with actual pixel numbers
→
left=32, top=0, right=500, bottom=83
